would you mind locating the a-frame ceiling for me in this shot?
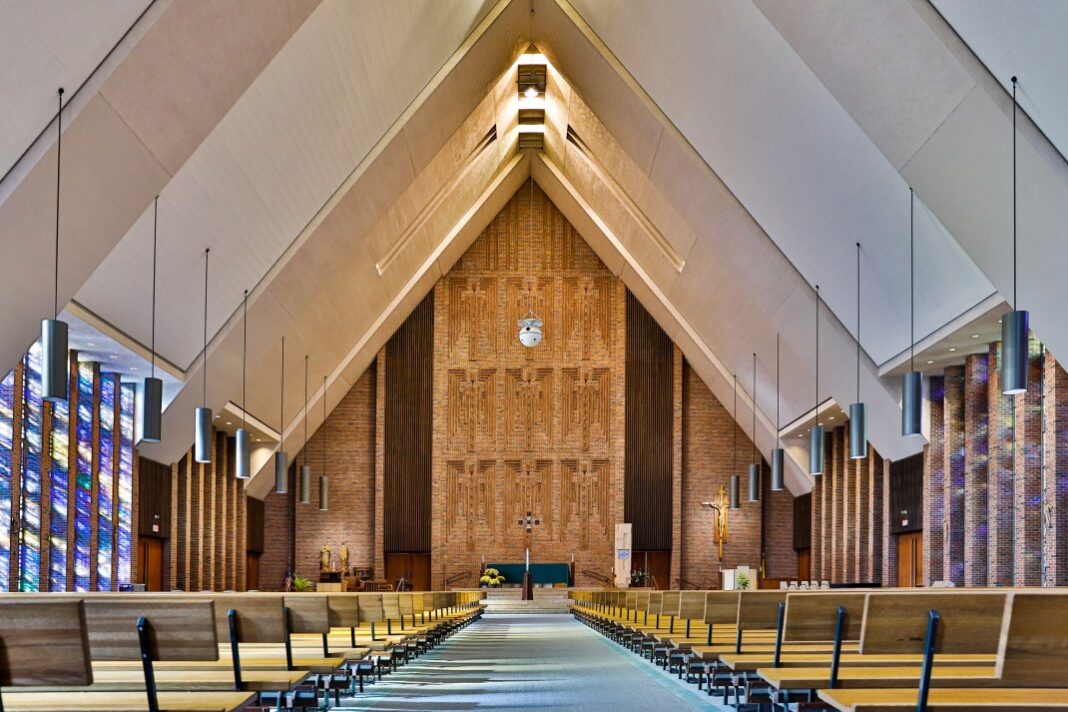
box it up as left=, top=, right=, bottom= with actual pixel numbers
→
left=2, top=0, right=1067, bottom=498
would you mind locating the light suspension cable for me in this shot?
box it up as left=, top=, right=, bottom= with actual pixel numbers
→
left=236, top=290, right=250, bottom=479
left=319, top=375, right=329, bottom=512
left=42, top=87, right=70, bottom=403
left=748, top=352, right=760, bottom=502
left=1001, top=75, right=1029, bottom=395
left=810, top=285, right=824, bottom=475
left=850, top=242, right=868, bottom=459
left=275, top=336, right=288, bottom=494
left=771, top=333, right=784, bottom=490
left=193, top=248, right=212, bottom=463
left=730, top=374, right=740, bottom=509
left=141, top=196, right=163, bottom=441
left=299, top=355, right=311, bottom=504
left=902, top=190, right=922, bottom=435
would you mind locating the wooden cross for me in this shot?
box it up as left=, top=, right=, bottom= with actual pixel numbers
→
left=518, top=510, right=541, bottom=534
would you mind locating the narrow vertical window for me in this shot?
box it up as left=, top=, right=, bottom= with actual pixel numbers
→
left=97, top=374, right=115, bottom=591
left=117, top=382, right=134, bottom=586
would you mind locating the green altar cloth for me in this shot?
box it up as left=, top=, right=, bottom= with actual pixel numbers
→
left=486, top=562, right=571, bottom=586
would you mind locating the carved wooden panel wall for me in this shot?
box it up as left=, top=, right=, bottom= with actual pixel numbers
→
left=432, top=180, right=625, bottom=587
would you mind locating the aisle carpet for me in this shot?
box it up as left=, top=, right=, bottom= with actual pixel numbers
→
left=336, top=613, right=730, bottom=711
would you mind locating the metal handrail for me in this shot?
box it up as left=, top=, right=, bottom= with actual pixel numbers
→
left=444, top=572, right=470, bottom=590
left=580, top=569, right=612, bottom=586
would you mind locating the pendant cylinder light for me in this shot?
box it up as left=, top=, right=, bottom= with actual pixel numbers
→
left=193, top=248, right=212, bottom=464
left=236, top=290, right=251, bottom=479
left=748, top=352, right=760, bottom=503
left=43, top=88, right=69, bottom=403
left=902, top=189, right=923, bottom=437
left=730, top=374, right=741, bottom=509
left=319, top=375, right=329, bottom=512
left=299, top=355, right=311, bottom=504
left=142, top=196, right=163, bottom=442
left=771, top=333, right=784, bottom=491
left=850, top=241, right=867, bottom=459
left=810, top=286, right=824, bottom=476
left=274, top=336, right=288, bottom=494
left=1002, top=77, right=1029, bottom=395
left=729, top=474, right=740, bottom=510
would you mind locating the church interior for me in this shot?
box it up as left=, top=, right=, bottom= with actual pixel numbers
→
left=2, top=0, right=1068, bottom=710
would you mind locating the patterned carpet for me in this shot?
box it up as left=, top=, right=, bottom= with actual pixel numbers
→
left=335, top=613, right=729, bottom=711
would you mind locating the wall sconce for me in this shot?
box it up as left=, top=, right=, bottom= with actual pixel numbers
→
left=701, top=485, right=730, bottom=561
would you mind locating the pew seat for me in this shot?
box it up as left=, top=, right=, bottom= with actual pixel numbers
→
left=817, top=687, right=1068, bottom=711
left=32, top=668, right=309, bottom=692
left=0, top=690, right=256, bottom=711
left=757, top=665, right=998, bottom=690
left=717, top=652, right=997, bottom=672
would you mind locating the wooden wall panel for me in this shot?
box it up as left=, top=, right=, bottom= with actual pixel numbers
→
left=384, top=291, right=434, bottom=553
left=889, top=453, right=923, bottom=535
left=246, top=497, right=264, bottom=554
left=794, top=493, right=812, bottom=550
left=138, top=458, right=171, bottom=539
left=624, top=291, right=674, bottom=551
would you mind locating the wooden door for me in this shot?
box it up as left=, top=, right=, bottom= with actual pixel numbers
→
left=246, top=553, right=260, bottom=591
left=632, top=550, right=671, bottom=590
left=896, top=531, right=923, bottom=587
left=138, top=537, right=163, bottom=591
left=385, top=553, right=432, bottom=591
left=796, top=548, right=811, bottom=581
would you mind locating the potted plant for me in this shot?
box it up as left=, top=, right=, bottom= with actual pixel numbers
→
left=735, top=572, right=751, bottom=591
left=480, top=568, right=505, bottom=588
left=630, top=569, right=649, bottom=587
left=292, top=576, right=313, bottom=592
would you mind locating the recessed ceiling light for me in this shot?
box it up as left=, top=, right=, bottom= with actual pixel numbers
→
left=997, top=319, right=1002, bottom=324
left=948, top=347, right=957, bottom=352
left=524, top=86, right=538, bottom=99
left=971, top=333, right=980, bottom=339
left=226, top=421, right=232, bottom=426
left=108, top=354, right=117, bottom=360
left=131, top=367, right=138, bottom=371
left=927, top=359, right=935, bottom=365
left=829, top=416, right=835, bottom=421
left=87, top=342, right=96, bottom=347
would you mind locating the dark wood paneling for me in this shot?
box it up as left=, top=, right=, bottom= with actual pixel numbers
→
left=384, top=291, right=433, bottom=553
left=137, top=457, right=171, bottom=539
left=794, top=493, right=812, bottom=550
left=889, top=453, right=924, bottom=534
left=246, top=497, right=265, bottom=554
left=624, top=291, right=674, bottom=551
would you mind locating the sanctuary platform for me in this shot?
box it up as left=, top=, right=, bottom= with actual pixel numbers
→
left=482, top=587, right=573, bottom=614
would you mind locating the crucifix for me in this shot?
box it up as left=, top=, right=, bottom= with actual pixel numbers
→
left=517, top=511, right=541, bottom=600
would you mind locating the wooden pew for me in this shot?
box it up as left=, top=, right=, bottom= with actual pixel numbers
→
left=815, top=592, right=1068, bottom=711
left=0, top=599, right=255, bottom=712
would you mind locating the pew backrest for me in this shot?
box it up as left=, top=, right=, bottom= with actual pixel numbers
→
left=678, top=591, right=707, bottom=621
left=647, top=591, right=663, bottom=615
left=860, top=592, right=1007, bottom=654
left=0, top=600, right=92, bottom=686
left=661, top=591, right=681, bottom=617
left=83, top=599, right=219, bottom=661
left=283, top=594, right=331, bottom=634
left=704, top=591, right=740, bottom=625
left=326, top=594, right=360, bottom=628
left=358, top=593, right=385, bottom=623
left=210, top=594, right=287, bottom=643
left=997, top=592, right=1068, bottom=687
left=399, top=593, right=415, bottom=616
left=783, top=592, right=866, bottom=642
left=737, top=591, right=787, bottom=630
left=382, top=593, right=401, bottom=620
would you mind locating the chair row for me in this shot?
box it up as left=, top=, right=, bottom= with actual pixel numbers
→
left=571, top=587, right=1068, bottom=711
left=0, top=590, right=484, bottom=711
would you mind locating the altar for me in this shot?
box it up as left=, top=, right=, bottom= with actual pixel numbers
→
left=486, top=562, right=571, bottom=586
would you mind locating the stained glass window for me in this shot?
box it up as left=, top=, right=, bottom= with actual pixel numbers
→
left=20, top=343, right=43, bottom=592
left=48, top=392, right=69, bottom=592
left=74, top=363, right=94, bottom=592
left=0, top=371, right=14, bottom=590
left=97, top=374, right=115, bottom=591
left=117, top=382, right=134, bottom=586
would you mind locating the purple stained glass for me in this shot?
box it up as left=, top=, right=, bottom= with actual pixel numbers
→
left=0, top=370, right=14, bottom=591
left=48, top=393, right=69, bottom=592
left=117, top=382, right=134, bottom=586
left=97, top=374, right=115, bottom=591
left=20, top=343, right=43, bottom=592
left=74, top=363, right=94, bottom=591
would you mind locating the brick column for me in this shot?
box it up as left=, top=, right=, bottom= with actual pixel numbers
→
left=867, top=450, right=883, bottom=583
left=811, top=467, right=823, bottom=580
left=841, top=427, right=854, bottom=582
left=987, top=343, right=1015, bottom=585
left=830, top=427, right=845, bottom=582
left=942, top=366, right=966, bottom=586
left=923, top=376, right=945, bottom=585
left=881, top=458, right=897, bottom=586
left=963, top=354, right=989, bottom=586
left=1014, top=335, right=1044, bottom=585
left=855, top=444, right=870, bottom=582
left=374, top=347, right=386, bottom=582
left=1043, top=350, right=1068, bottom=586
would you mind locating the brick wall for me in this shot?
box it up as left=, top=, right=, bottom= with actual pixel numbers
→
left=1043, top=350, right=1068, bottom=586
left=259, top=469, right=293, bottom=591
left=923, top=375, right=945, bottom=585
left=988, top=343, right=1015, bottom=585
left=963, top=353, right=989, bottom=585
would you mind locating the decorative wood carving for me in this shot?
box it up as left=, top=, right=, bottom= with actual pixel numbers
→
left=446, top=368, right=496, bottom=452
left=447, top=277, right=497, bottom=360
left=503, top=459, right=554, bottom=539
left=561, top=367, right=611, bottom=451
left=562, top=277, right=614, bottom=360
left=445, top=460, right=498, bottom=551
left=504, top=367, right=554, bottom=450
left=561, top=459, right=611, bottom=549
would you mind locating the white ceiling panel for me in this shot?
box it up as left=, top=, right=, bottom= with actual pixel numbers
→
left=76, top=0, right=498, bottom=370
left=0, top=0, right=150, bottom=180
left=563, top=0, right=993, bottom=368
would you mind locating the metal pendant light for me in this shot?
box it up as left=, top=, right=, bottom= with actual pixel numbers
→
left=193, top=248, right=212, bottom=463
left=810, top=286, right=825, bottom=475
left=319, top=375, right=329, bottom=512
left=235, top=289, right=251, bottom=480
left=1002, top=76, right=1029, bottom=395
left=730, top=374, right=741, bottom=509
left=748, top=352, right=760, bottom=503
left=274, top=336, right=288, bottom=494
left=299, top=355, right=311, bottom=504
left=770, top=333, right=785, bottom=491
left=902, top=190, right=923, bottom=436
left=850, top=242, right=868, bottom=459
left=42, top=88, right=69, bottom=403
left=141, top=196, right=163, bottom=441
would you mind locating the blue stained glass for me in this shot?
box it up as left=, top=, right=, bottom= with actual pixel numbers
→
left=74, top=363, right=94, bottom=591
left=20, top=343, right=43, bottom=592
left=97, top=375, right=114, bottom=591
left=0, top=370, right=14, bottom=590
left=48, top=393, right=69, bottom=592
left=117, top=383, right=134, bottom=587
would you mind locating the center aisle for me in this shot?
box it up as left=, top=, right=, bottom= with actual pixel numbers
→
left=338, top=613, right=727, bottom=711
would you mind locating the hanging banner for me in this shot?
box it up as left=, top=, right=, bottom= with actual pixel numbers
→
left=614, top=523, right=632, bottom=588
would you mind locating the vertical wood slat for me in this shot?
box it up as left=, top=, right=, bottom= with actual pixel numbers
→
left=384, top=292, right=433, bottom=553
left=624, top=291, right=673, bottom=551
